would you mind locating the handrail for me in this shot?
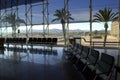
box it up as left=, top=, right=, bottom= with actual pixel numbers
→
left=73, top=37, right=120, bottom=48
left=74, top=37, right=90, bottom=43
left=92, top=41, right=120, bottom=48
left=81, top=37, right=90, bottom=43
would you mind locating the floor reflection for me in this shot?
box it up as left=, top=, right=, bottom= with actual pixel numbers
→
left=0, top=46, right=84, bottom=80
left=0, top=46, right=61, bottom=65
left=0, top=46, right=119, bottom=65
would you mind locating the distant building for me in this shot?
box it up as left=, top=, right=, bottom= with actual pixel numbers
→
left=110, top=18, right=120, bottom=40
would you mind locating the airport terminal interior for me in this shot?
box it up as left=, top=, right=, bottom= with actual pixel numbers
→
left=0, top=0, right=120, bottom=80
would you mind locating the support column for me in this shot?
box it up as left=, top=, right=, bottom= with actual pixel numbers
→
left=64, top=0, right=69, bottom=46
left=42, top=0, right=49, bottom=38
left=117, top=0, right=120, bottom=80
left=89, top=0, right=92, bottom=47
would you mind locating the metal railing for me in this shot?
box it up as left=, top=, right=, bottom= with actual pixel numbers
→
left=73, top=37, right=120, bottom=48
left=92, top=41, right=120, bottom=48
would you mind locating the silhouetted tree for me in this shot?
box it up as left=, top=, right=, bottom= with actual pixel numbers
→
left=52, top=8, right=74, bottom=45
left=2, top=13, right=26, bottom=37
left=93, top=8, right=118, bottom=47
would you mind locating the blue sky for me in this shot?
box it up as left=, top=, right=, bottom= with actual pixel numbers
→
left=17, top=0, right=118, bottom=23
left=31, top=0, right=119, bottom=30
left=1, top=0, right=119, bottom=31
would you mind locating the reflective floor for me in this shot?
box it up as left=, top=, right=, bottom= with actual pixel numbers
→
left=0, top=44, right=119, bottom=80
left=0, top=45, right=85, bottom=80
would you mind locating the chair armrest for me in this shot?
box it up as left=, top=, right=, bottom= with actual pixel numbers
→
left=96, top=69, right=110, bottom=75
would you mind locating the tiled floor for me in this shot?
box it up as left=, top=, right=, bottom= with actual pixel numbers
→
left=0, top=45, right=85, bottom=80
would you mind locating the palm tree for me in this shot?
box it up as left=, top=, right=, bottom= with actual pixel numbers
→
left=2, top=13, right=26, bottom=37
left=93, top=8, right=118, bottom=47
left=52, top=8, right=74, bottom=45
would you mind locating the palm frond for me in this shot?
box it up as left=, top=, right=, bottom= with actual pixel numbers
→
left=69, top=17, right=74, bottom=20
left=93, top=8, right=118, bottom=22
left=52, top=8, right=74, bottom=23
left=93, top=13, right=104, bottom=21
left=51, top=18, right=60, bottom=22
left=16, top=17, right=26, bottom=25
left=2, top=13, right=26, bottom=26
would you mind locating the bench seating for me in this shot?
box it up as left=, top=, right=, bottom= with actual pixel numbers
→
left=28, top=37, right=57, bottom=46
left=0, top=37, right=57, bottom=47
left=64, top=43, right=115, bottom=80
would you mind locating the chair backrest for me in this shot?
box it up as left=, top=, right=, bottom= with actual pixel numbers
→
left=42, top=38, right=47, bottom=43
left=80, top=46, right=90, bottom=59
left=47, top=38, right=52, bottom=43
left=22, top=38, right=27, bottom=43
left=28, top=37, right=33, bottom=43
left=0, top=38, right=5, bottom=43
left=6, top=38, right=12, bottom=43
left=96, top=53, right=114, bottom=75
left=77, top=44, right=83, bottom=55
left=33, top=38, right=37, bottom=42
left=52, top=38, right=57, bottom=45
left=87, top=49, right=99, bottom=65
left=37, top=38, right=42, bottom=43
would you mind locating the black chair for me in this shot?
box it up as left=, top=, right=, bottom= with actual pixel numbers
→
left=33, top=38, right=37, bottom=44
left=5, top=38, right=10, bottom=46
left=11, top=38, right=14, bottom=44
left=18, top=38, right=21, bottom=43
left=83, top=53, right=114, bottom=80
left=28, top=37, right=33, bottom=43
left=0, top=38, right=5, bottom=48
left=42, top=38, right=47, bottom=44
left=9, top=38, right=13, bottom=43
left=14, top=38, right=18, bottom=43
left=76, top=49, right=99, bottom=71
left=22, top=38, right=26, bottom=44
left=71, top=46, right=90, bottom=64
left=37, top=38, right=42, bottom=44
left=67, top=44, right=83, bottom=61
left=46, top=38, right=52, bottom=44
left=52, top=38, right=57, bottom=45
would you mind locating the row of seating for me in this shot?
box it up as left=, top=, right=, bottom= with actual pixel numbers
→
left=6, top=38, right=26, bottom=44
left=64, top=44, right=115, bottom=80
left=28, top=37, right=57, bottom=45
left=0, top=37, right=57, bottom=46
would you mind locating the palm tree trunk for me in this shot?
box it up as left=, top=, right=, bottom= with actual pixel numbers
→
left=103, top=22, right=108, bottom=47
left=62, top=23, right=66, bottom=46
left=61, top=19, right=67, bottom=46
